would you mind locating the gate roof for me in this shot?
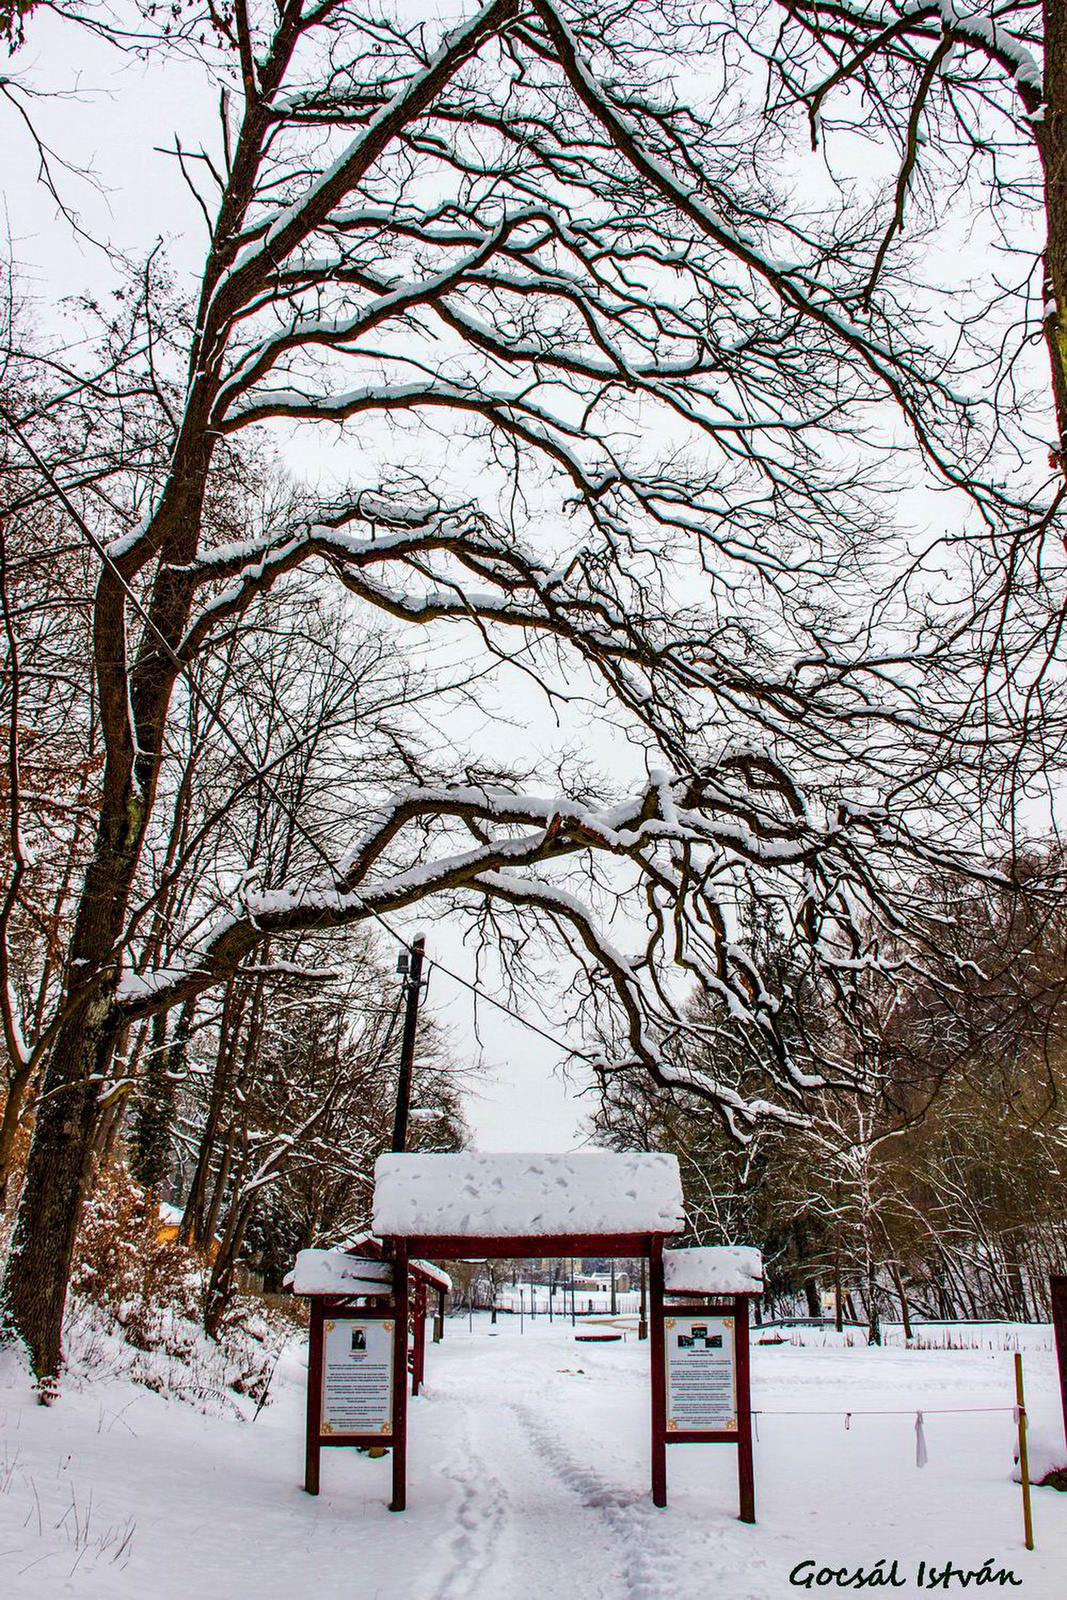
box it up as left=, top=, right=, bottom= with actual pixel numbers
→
left=372, top=1151, right=685, bottom=1258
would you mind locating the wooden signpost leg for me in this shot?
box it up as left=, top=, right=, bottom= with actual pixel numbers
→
left=412, top=1283, right=427, bottom=1396
left=305, top=1298, right=323, bottom=1495
left=434, top=1286, right=445, bottom=1343
left=735, top=1295, right=755, bottom=1523
left=391, top=1244, right=409, bottom=1512
left=649, top=1237, right=667, bottom=1508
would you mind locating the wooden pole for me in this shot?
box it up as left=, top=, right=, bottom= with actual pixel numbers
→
left=391, top=1243, right=409, bottom=1512
left=391, top=935, right=426, bottom=1154
left=1014, top=1351, right=1034, bottom=1552
left=735, top=1295, right=755, bottom=1523
left=304, top=1297, right=323, bottom=1495
left=639, top=1255, right=648, bottom=1341
left=649, top=1236, right=667, bottom=1507
left=412, top=1280, right=427, bottom=1396
left=433, top=1285, right=445, bottom=1343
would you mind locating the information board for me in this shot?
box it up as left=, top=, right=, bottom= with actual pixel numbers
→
left=664, top=1314, right=737, bottom=1432
left=321, top=1317, right=394, bottom=1436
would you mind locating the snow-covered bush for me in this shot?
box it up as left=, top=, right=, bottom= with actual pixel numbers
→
left=60, top=1162, right=289, bottom=1416
left=71, top=1163, right=202, bottom=1350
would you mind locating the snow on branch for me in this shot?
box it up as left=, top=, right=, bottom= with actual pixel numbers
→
left=115, top=766, right=936, bottom=1132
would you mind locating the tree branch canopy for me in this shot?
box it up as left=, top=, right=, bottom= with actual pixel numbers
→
left=2, top=0, right=1063, bottom=1378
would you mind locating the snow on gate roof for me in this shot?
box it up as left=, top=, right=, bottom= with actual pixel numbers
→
left=372, top=1151, right=685, bottom=1239
left=284, top=1249, right=453, bottom=1295
left=663, top=1246, right=764, bottom=1296
left=285, top=1251, right=393, bottom=1296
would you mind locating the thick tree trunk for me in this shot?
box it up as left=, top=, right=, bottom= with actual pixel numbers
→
left=0, top=996, right=120, bottom=1385
left=0, top=674, right=156, bottom=1379
left=1041, top=0, right=1067, bottom=470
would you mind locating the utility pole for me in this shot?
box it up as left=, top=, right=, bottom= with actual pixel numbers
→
left=391, top=934, right=426, bottom=1154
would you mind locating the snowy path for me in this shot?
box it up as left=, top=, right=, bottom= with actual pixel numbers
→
left=1, top=1317, right=1065, bottom=1598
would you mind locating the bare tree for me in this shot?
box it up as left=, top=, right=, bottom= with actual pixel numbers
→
left=735, top=4, right=1059, bottom=452
left=0, top=0, right=1049, bottom=1385
left=594, top=862, right=1067, bottom=1328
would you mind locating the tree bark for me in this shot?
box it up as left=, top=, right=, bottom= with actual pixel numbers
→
left=181, top=977, right=239, bottom=1246
left=0, top=996, right=121, bottom=1385
left=866, top=1258, right=881, bottom=1346
left=890, top=1259, right=913, bottom=1340
left=204, top=1191, right=257, bottom=1342
left=833, top=1242, right=844, bottom=1332
left=1040, top=0, right=1067, bottom=471
left=0, top=1055, right=34, bottom=1211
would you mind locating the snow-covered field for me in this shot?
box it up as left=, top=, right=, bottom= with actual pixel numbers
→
left=1, top=1315, right=1064, bottom=1599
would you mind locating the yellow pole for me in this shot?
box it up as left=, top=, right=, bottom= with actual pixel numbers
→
left=1014, top=1352, right=1035, bottom=1551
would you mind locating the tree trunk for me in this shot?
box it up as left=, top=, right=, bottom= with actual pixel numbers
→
left=0, top=997, right=121, bottom=1386
left=890, top=1260, right=913, bottom=1340
left=181, top=977, right=239, bottom=1245
left=1040, top=0, right=1067, bottom=471
left=0, top=1056, right=34, bottom=1211
left=131, top=1000, right=192, bottom=1192
left=204, top=1191, right=256, bottom=1342
left=1006, top=1256, right=1030, bottom=1323
left=203, top=1128, right=235, bottom=1250
left=866, top=1257, right=881, bottom=1346
left=834, top=1243, right=844, bottom=1332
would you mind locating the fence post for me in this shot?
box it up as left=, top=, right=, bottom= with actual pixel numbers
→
left=1014, top=1352, right=1034, bottom=1552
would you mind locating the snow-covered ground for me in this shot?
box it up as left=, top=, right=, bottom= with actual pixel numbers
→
left=1, top=1315, right=1064, bottom=1598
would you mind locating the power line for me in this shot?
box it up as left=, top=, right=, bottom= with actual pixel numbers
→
left=5, top=407, right=593, bottom=1065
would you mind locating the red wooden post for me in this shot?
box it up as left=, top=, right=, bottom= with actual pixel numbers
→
left=391, top=1242, right=409, bottom=1512
left=1051, top=1275, right=1067, bottom=1447
left=304, top=1297, right=323, bottom=1495
left=433, top=1285, right=445, bottom=1343
left=649, top=1235, right=668, bottom=1507
left=734, top=1294, right=755, bottom=1523
left=412, top=1281, right=427, bottom=1396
